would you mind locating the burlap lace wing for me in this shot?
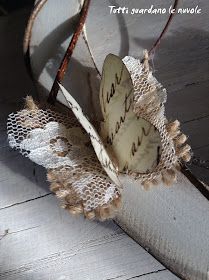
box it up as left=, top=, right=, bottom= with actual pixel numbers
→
left=100, top=51, right=191, bottom=188
left=7, top=98, right=121, bottom=220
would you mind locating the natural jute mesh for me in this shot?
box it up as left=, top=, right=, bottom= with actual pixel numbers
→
left=7, top=100, right=121, bottom=220
left=122, top=51, right=191, bottom=187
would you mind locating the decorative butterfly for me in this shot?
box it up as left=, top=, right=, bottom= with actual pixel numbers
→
left=7, top=51, right=191, bottom=220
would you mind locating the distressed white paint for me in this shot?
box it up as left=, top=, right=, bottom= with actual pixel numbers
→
left=0, top=195, right=179, bottom=280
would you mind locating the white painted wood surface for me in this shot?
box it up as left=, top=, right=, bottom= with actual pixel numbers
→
left=0, top=7, right=180, bottom=280
left=27, top=0, right=209, bottom=279
left=0, top=195, right=179, bottom=280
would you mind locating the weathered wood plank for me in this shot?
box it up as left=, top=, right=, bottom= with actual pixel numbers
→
left=0, top=10, right=49, bottom=208
left=0, top=135, right=49, bottom=209
left=189, top=144, right=209, bottom=185
left=134, top=270, right=179, bottom=280
left=166, top=81, right=209, bottom=124
left=182, top=116, right=209, bottom=149
left=0, top=195, right=176, bottom=280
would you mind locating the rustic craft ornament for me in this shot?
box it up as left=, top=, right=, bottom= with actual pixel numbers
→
left=7, top=50, right=191, bottom=220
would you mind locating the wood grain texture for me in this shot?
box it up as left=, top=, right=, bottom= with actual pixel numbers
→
left=132, top=270, right=180, bottom=280
left=0, top=7, right=179, bottom=280
left=189, top=145, right=209, bottom=185
left=0, top=195, right=179, bottom=280
left=0, top=10, right=49, bottom=209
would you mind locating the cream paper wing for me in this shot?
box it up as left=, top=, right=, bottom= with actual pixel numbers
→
left=99, top=54, right=162, bottom=174
left=59, top=84, right=121, bottom=188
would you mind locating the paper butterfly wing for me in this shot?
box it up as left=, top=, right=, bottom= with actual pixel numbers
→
left=59, top=84, right=121, bottom=187
left=99, top=54, right=161, bottom=174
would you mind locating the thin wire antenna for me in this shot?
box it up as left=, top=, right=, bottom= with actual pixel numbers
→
left=148, top=0, right=179, bottom=57
left=48, top=0, right=91, bottom=104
